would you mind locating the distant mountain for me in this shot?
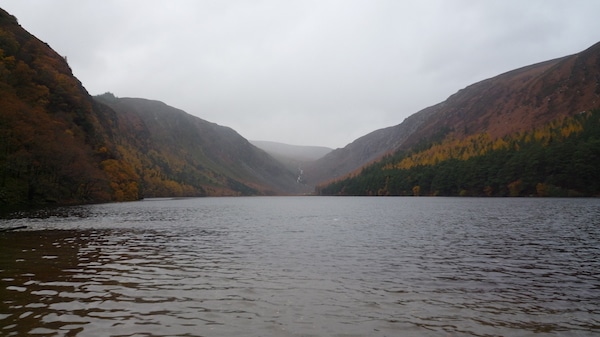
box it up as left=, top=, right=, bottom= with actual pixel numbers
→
left=309, top=42, right=600, bottom=189
left=250, top=141, right=331, bottom=191
left=251, top=140, right=331, bottom=162
left=317, top=42, right=600, bottom=196
left=0, top=8, right=300, bottom=209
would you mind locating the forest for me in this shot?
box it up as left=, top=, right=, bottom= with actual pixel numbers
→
left=318, top=109, right=600, bottom=197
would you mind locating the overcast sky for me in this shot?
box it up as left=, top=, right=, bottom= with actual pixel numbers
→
left=2, top=1, right=600, bottom=148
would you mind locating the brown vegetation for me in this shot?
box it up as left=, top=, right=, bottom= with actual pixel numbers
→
left=0, top=9, right=299, bottom=209
left=309, top=42, right=600, bottom=186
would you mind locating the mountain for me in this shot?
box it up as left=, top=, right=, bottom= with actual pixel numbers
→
left=250, top=140, right=331, bottom=191
left=251, top=141, right=331, bottom=162
left=0, top=8, right=299, bottom=209
left=95, top=95, right=301, bottom=197
left=310, top=42, right=600, bottom=189
left=317, top=42, right=600, bottom=197
left=0, top=9, right=116, bottom=207
left=303, top=106, right=436, bottom=185
left=251, top=140, right=331, bottom=173
left=319, top=108, right=600, bottom=197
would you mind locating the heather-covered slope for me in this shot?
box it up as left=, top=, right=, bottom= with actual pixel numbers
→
left=400, top=42, right=600, bottom=150
left=310, top=42, right=600, bottom=187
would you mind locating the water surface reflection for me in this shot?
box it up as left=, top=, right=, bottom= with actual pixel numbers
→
left=1, top=197, right=599, bottom=336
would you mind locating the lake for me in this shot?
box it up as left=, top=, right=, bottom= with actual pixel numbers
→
left=1, top=197, right=599, bottom=336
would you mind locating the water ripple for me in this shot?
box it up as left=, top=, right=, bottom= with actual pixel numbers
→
left=1, top=197, right=599, bottom=336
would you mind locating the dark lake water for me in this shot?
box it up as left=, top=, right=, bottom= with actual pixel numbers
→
left=1, top=197, right=599, bottom=336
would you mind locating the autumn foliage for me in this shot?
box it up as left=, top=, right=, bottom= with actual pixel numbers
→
left=318, top=110, right=600, bottom=197
left=0, top=11, right=115, bottom=207
left=0, top=9, right=297, bottom=210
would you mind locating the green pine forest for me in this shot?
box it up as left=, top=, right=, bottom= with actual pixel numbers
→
left=318, top=109, right=600, bottom=197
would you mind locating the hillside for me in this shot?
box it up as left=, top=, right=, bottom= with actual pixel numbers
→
left=303, top=106, right=437, bottom=185
left=0, top=9, right=116, bottom=207
left=95, top=95, right=301, bottom=197
left=317, top=41, right=600, bottom=197
left=310, top=41, right=600, bottom=188
left=318, top=109, right=600, bottom=197
left=0, top=8, right=300, bottom=209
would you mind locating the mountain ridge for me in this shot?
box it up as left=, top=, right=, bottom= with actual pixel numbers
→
left=251, top=140, right=331, bottom=161
left=307, top=42, right=600, bottom=186
left=95, top=94, right=302, bottom=196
